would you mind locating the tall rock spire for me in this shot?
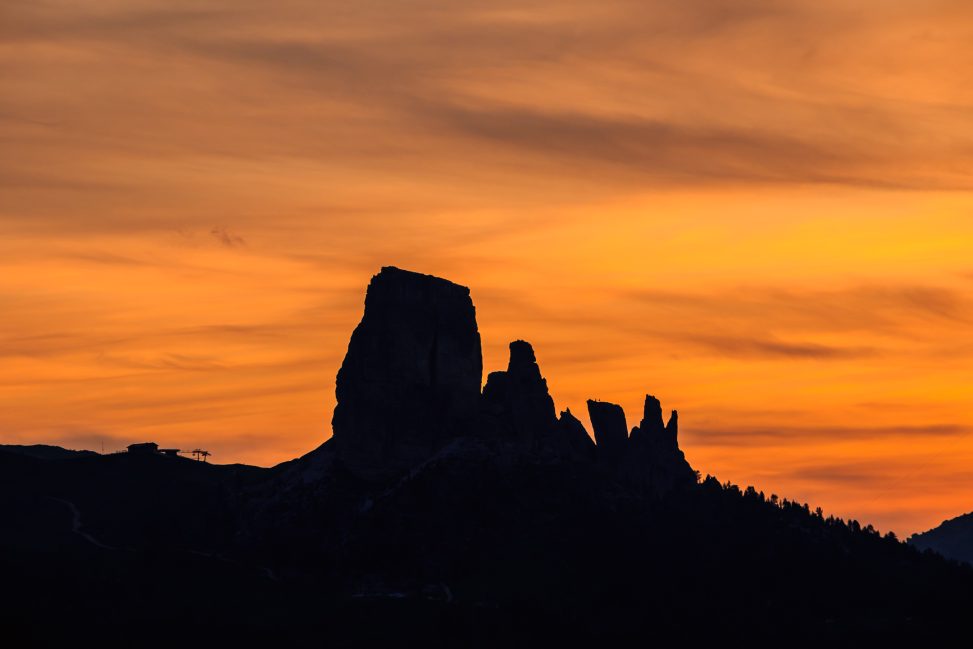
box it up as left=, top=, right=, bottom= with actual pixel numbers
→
left=331, top=267, right=483, bottom=480
left=631, top=394, right=676, bottom=451
left=626, top=395, right=693, bottom=494
left=586, top=399, right=628, bottom=461
left=482, top=340, right=557, bottom=436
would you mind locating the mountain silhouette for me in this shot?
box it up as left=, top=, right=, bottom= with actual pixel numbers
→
left=911, top=511, right=973, bottom=565
left=3, top=266, right=973, bottom=647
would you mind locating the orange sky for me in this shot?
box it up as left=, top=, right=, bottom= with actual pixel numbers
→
left=3, top=0, right=973, bottom=536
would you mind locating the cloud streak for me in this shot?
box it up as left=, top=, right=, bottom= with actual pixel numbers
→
left=4, top=0, right=973, bottom=230
left=688, top=424, right=969, bottom=448
left=210, top=226, right=246, bottom=248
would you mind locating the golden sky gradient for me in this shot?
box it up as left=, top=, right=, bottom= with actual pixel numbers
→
left=3, top=0, right=973, bottom=535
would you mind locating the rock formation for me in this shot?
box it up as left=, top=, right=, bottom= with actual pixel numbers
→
left=331, top=266, right=693, bottom=492
left=625, top=395, right=694, bottom=492
left=481, top=340, right=597, bottom=461
left=555, top=408, right=597, bottom=460
left=586, top=400, right=628, bottom=461
left=665, top=410, right=678, bottom=447
left=630, top=394, right=678, bottom=452
left=482, top=340, right=556, bottom=441
left=331, top=266, right=483, bottom=480
left=629, top=394, right=663, bottom=444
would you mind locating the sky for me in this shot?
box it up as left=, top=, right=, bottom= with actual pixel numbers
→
left=3, top=0, right=973, bottom=536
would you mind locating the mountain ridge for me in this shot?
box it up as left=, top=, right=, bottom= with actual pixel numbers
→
left=910, top=510, right=973, bottom=565
left=3, top=266, right=973, bottom=647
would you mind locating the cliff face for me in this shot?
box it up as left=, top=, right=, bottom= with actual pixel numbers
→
left=330, top=266, right=694, bottom=493
left=331, top=266, right=483, bottom=480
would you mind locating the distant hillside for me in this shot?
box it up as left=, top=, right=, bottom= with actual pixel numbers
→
left=0, top=444, right=97, bottom=460
left=911, top=512, right=973, bottom=565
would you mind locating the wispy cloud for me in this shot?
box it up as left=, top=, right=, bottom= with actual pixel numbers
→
left=688, top=424, right=968, bottom=448
left=3, top=0, right=973, bottom=231
left=672, top=333, right=876, bottom=360
left=210, top=226, right=246, bottom=248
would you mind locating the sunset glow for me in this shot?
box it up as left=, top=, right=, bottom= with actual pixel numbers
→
left=4, top=0, right=973, bottom=535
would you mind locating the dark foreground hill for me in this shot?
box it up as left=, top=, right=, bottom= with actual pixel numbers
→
left=3, top=267, right=973, bottom=647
